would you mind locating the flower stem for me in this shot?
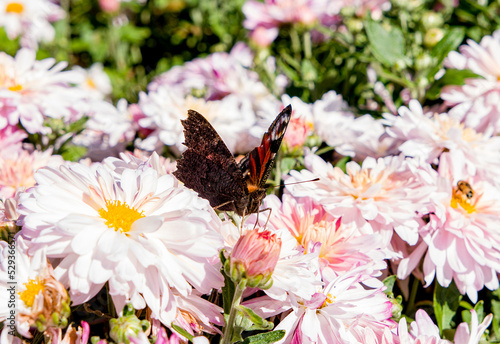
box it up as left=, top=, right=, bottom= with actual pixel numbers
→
left=407, top=277, right=420, bottom=314
left=222, top=279, right=247, bottom=344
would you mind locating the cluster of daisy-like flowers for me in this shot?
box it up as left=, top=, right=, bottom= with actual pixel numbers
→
left=2, top=8, right=500, bottom=344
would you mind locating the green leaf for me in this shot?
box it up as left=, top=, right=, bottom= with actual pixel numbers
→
left=434, top=281, right=462, bottom=334
left=171, top=324, right=194, bottom=342
left=280, top=157, right=299, bottom=176
left=382, top=275, right=397, bottom=295
left=237, top=330, right=286, bottom=344
left=430, top=27, right=465, bottom=61
left=235, top=305, right=274, bottom=331
left=365, top=20, right=406, bottom=67
left=426, top=68, right=483, bottom=100
left=427, top=27, right=465, bottom=78
left=334, top=156, right=351, bottom=173
left=60, top=146, right=87, bottom=162
left=119, top=24, right=151, bottom=44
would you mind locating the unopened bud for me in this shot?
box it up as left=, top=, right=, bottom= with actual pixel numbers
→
left=225, top=228, right=281, bottom=289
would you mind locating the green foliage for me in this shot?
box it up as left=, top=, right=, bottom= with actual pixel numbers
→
left=365, top=19, right=407, bottom=67
left=236, top=331, right=286, bottom=344
left=434, top=281, right=462, bottom=335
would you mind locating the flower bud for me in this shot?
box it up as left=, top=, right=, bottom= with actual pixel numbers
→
left=424, top=27, right=444, bottom=48
left=225, top=228, right=281, bottom=289
left=109, top=305, right=150, bottom=344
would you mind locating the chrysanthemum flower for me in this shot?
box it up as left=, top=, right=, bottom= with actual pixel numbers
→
left=0, top=0, right=65, bottom=49
left=0, top=236, right=70, bottom=341
left=398, top=309, right=492, bottom=344
left=286, top=152, right=432, bottom=251
left=73, top=63, right=112, bottom=101
left=138, top=89, right=266, bottom=155
left=0, top=49, right=86, bottom=134
left=398, top=153, right=500, bottom=303
left=104, top=151, right=177, bottom=176
left=384, top=99, right=500, bottom=182
left=441, top=30, right=500, bottom=134
left=18, top=158, right=224, bottom=328
left=248, top=194, right=387, bottom=287
left=312, top=91, right=399, bottom=160
left=73, top=99, right=137, bottom=161
left=246, top=268, right=397, bottom=344
left=221, top=219, right=321, bottom=302
left=148, top=43, right=277, bottom=106
left=0, top=148, right=63, bottom=200
left=0, top=125, right=26, bottom=157
left=242, top=0, right=320, bottom=46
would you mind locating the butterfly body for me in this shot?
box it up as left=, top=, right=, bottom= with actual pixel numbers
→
left=173, top=105, right=292, bottom=216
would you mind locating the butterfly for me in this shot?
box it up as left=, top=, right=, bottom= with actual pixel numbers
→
left=173, top=105, right=292, bottom=216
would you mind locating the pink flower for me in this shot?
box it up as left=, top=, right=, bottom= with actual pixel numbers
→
left=398, top=309, right=450, bottom=343
left=0, top=148, right=63, bottom=200
left=242, top=0, right=319, bottom=46
left=286, top=152, right=432, bottom=251
left=249, top=194, right=388, bottom=287
left=220, top=218, right=320, bottom=302
left=398, top=309, right=492, bottom=344
left=99, top=0, right=120, bottom=12
left=246, top=268, right=397, bottom=344
left=283, top=115, right=310, bottom=149
left=441, top=30, right=500, bottom=134
left=226, top=227, right=282, bottom=288
left=454, top=310, right=493, bottom=344
left=0, top=125, right=26, bottom=157
left=398, top=153, right=500, bottom=303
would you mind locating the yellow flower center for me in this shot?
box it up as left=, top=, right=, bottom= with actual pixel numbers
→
left=19, top=277, right=45, bottom=308
left=8, top=84, right=22, bottom=92
left=435, top=114, right=483, bottom=143
left=6, top=2, right=23, bottom=13
left=321, top=293, right=335, bottom=308
left=98, top=200, right=145, bottom=233
left=86, top=78, right=96, bottom=89
left=450, top=180, right=476, bottom=214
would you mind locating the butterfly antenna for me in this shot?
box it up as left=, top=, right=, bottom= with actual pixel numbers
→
left=273, top=178, right=320, bottom=188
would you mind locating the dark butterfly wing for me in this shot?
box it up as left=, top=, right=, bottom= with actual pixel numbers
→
left=238, top=105, right=292, bottom=189
left=173, top=110, right=248, bottom=211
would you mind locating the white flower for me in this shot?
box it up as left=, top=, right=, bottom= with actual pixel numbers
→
left=138, top=89, right=263, bottom=155
left=0, top=49, right=86, bottom=134
left=286, top=152, right=433, bottom=251
left=245, top=268, right=397, bottom=344
left=441, top=30, right=500, bottom=134
left=312, top=91, right=398, bottom=160
left=0, top=236, right=69, bottom=339
left=384, top=99, right=500, bottom=183
left=398, top=153, right=500, bottom=303
left=73, top=99, right=137, bottom=161
left=18, top=158, right=224, bottom=328
left=0, top=0, right=65, bottom=49
left=398, top=309, right=492, bottom=344
left=73, top=63, right=113, bottom=100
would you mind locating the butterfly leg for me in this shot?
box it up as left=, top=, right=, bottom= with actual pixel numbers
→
left=252, top=207, right=272, bottom=229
